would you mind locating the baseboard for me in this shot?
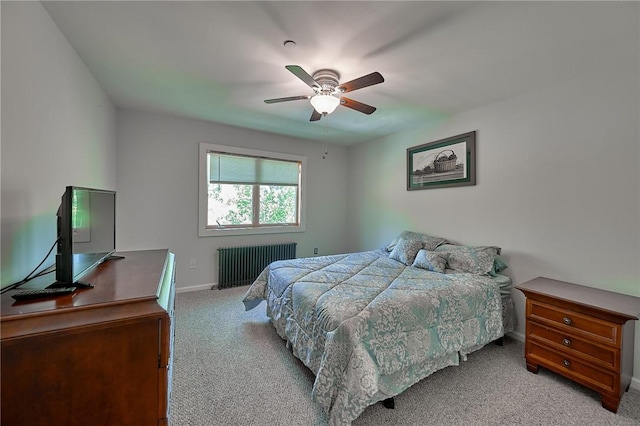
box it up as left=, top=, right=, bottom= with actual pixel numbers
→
left=506, top=330, right=525, bottom=342
left=176, top=283, right=215, bottom=293
left=630, top=377, right=640, bottom=391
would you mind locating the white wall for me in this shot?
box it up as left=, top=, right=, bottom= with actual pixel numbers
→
left=347, top=60, right=640, bottom=382
left=1, top=2, right=117, bottom=286
left=115, top=109, right=349, bottom=291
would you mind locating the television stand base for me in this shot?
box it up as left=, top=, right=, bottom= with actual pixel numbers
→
left=47, top=281, right=94, bottom=289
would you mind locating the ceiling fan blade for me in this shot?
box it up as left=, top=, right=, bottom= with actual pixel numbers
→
left=310, top=109, right=322, bottom=121
left=286, top=65, right=321, bottom=90
left=264, top=95, right=311, bottom=104
left=340, top=97, right=377, bottom=115
left=337, top=72, right=384, bottom=94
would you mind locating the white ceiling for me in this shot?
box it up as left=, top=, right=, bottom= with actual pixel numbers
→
left=42, top=1, right=637, bottom=146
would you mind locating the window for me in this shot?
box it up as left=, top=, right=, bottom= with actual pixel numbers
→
left=199, top=143, right=306, bottom=236
left=72, top=189, right=90, bottom=242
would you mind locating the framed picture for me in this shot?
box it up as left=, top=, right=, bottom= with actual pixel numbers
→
left=407, top=131, right=476, bottom=191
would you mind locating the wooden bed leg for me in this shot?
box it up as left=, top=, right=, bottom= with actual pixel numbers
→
left=494, top=337, right=504, bottom=346
left=382, top=397, right=395, bottom=409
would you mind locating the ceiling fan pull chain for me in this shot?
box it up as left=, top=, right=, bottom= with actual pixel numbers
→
left=322, top=117, right=329, bottom=159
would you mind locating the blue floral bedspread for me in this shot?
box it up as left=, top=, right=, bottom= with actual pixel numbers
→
left=243, top=250, right=504, bottom=425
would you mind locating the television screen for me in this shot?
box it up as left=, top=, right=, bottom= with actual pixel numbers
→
left=53, top=186, right=116, bottom=287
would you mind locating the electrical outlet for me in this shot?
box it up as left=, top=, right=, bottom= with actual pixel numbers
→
left=189, top=259, right=196, bottom=269
left=313, top=248, right=318, bottom=255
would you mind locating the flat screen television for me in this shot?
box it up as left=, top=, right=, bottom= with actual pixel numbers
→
left=51, top=186, right=117, bottom=288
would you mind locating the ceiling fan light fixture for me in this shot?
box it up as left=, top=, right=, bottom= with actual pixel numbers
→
left=310, top=94, right=340, bottom=115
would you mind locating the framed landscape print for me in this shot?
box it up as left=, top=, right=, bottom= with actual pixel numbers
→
left=407, top=131, right=476, bottom=191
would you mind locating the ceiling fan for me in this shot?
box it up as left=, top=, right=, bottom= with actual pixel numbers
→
left=264, top=65, right=384, bottom=121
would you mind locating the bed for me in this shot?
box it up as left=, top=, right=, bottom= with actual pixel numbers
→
left=243, top=231, right=516, bottom=425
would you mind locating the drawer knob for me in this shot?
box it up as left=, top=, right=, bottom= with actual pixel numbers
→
left=563, top=359, right=571, bottom=368
left=562, top=338, right=571, bottom=346
left=562, top=317, right=572, bottom=325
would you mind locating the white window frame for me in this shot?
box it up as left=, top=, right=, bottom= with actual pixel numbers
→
left=198, top=143, right=307, bottom=237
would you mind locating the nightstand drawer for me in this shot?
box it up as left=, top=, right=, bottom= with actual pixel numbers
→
left=528, top=322, right=618, bottom=370
left=529, top=301, right=618, bottom=345
left=528, top=341, right=616, bottom=393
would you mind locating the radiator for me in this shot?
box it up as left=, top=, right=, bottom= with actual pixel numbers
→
left=217, top=242, right=297, bottom=289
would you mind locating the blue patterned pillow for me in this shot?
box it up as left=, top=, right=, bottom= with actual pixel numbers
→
left=412, top=249, right=449, bottom=273
left=386, top=230, right=446, bottom=252
left=490, top=255, right=509, bottom=276
left=435, top=244, right=500, bottom=275
left=389, top=238, right=424, bottom=265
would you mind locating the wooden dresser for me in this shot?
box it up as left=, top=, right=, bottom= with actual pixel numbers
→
left=516, top=277, right=640, bottom=413
left=1, top=249, right=176, bottom=426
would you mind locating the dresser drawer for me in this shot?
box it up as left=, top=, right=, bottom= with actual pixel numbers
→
left=528, top=322, right=618, bottom=370
left=528, top=300, right=619, bottom=345
left=527, top=341, right=617, bottom=393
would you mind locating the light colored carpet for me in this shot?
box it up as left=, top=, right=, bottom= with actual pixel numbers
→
left=170, top=286, right=640, bottom=425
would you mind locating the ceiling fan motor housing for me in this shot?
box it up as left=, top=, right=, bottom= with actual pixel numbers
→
left=312, top=69, right=340, bottom=94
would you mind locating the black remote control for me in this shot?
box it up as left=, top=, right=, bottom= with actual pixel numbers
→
left=12, top=287, right=76, bottom=300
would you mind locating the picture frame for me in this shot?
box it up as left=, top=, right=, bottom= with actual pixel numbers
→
left=407, top=131, right=476, bottom=191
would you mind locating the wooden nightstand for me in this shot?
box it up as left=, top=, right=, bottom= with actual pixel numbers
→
left=516, top=277, right=640, bottom=413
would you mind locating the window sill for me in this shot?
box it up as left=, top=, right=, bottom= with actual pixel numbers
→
left=198, top=224, right=305, bottom=237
